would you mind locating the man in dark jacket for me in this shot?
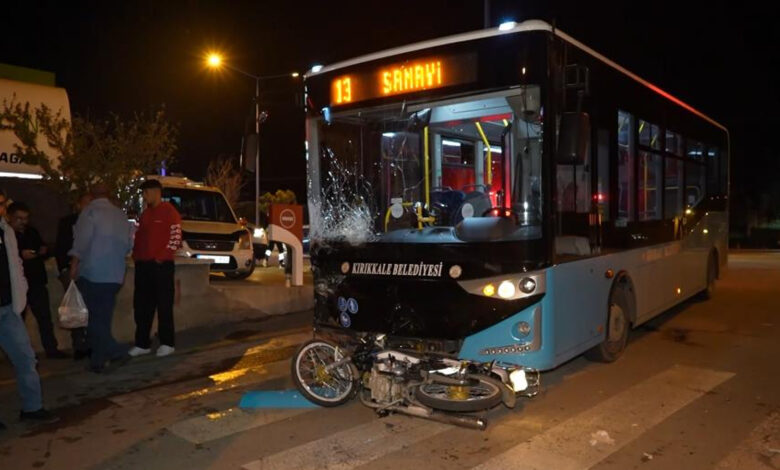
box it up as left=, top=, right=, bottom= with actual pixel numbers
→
left=55, top=193, right=92, bottom=360
left=7, top=202, right=67, bottom=359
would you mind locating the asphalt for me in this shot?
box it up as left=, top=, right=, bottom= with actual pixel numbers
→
left=0, top=251, right=778, bottom=470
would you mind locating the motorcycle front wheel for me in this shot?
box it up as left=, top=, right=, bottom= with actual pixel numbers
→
left=292, top=339, right=357, bottom=407
left=415, top=374, right=504, bottom=412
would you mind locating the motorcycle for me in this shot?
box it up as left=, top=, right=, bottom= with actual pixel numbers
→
left=291, top=333, right=540, bottom=430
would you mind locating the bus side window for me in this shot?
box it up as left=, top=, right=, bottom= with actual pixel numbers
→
left=685, top=139, right=706, bottom=207
left=596, top=128, right=609, bottom=221
left=706, top=146, right=720, bottom=197
left=617, top=110, right=634, bottom=225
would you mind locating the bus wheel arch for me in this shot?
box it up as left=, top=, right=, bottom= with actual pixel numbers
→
left=613, top=272, right=637, bottom=326
left=585, top=271, right=635, bottom=363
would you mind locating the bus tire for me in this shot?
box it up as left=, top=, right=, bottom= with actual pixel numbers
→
left=697, top=251, right=717, bottom=300
left=586, top=287, right=630, bottom=363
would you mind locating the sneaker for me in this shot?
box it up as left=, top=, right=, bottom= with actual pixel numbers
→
left=19, top=408, right=59, bottom=424
left=156, top=345, right=175, bottom=357
left=128, top=346, right=151, bottom=357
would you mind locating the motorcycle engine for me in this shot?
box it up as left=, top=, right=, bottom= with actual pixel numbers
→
left=367, top=360, right=408, bottom=404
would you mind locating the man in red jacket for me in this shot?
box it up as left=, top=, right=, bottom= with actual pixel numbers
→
left=128, top=179, right=182, bottom=358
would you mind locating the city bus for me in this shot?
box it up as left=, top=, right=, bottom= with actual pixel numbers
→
left=303, top=19, right=729, bottom=371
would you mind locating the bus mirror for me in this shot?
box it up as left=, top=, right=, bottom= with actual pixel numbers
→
left=557, top=112, right=590, bottom=165
left=406, top=108, right=431, bottom=131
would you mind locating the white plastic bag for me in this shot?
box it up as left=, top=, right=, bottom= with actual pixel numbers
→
left=58, top=281, right=88, bottom=328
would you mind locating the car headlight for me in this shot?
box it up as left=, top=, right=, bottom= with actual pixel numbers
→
left=239, top=231, right=252, bottom=250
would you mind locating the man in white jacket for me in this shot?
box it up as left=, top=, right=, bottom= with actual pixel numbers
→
left=0, top=191, right=57, bottom=429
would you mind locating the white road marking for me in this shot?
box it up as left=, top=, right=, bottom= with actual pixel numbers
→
left=168, top=407, right=310, bottom=444
left=472, top=365, right=734, bottom=470
left=241, top=414, right=450, bottom=470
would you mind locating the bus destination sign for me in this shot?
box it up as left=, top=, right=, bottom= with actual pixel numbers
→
left=330, top=53, right=477, bottom=106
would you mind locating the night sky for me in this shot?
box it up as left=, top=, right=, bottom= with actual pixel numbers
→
left=3, top=0, right=777, bottom=216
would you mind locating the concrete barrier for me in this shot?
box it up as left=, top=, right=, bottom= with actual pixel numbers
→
left=20, top=258, right=313, bottom=354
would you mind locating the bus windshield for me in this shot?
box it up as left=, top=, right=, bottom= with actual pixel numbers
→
left=162, top=188, right=236, bottom=224
left=310, top=88, right=544, bottom=245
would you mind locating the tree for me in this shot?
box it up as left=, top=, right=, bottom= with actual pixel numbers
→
left=205, top=155, right=244, bottom=208
left=0, top=98, right=177, bottom=207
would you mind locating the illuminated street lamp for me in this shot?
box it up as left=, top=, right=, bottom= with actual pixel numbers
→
left=204, top=51, right=299, bottom=227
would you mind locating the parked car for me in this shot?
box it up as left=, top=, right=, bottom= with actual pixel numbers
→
left=136, top=176, right=255, bottom=279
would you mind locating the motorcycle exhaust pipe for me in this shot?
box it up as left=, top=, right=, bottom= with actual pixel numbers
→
left=391, top=404, right=487, bottom=430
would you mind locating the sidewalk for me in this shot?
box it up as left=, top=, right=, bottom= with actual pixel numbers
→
left=0, top=310, right=313, bottom=437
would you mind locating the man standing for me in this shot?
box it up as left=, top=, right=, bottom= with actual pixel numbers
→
left=7, top=202, right=68, bottom=359
left=69, top=184, right=133, bottom=373
left=0, top=190, right=58, bottom=426
left=129, top=179, right=181, bottom=358
left=55, top=193, right=92, bottom=360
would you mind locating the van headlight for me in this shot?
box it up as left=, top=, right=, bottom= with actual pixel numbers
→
left=239, top=231, right=252, bottom=250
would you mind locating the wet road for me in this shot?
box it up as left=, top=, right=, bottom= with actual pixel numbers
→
left=1, top=252, right=779, bottom=469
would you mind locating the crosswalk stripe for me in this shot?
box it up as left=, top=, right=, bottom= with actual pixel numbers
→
left=472, top=365, right=735, bottom=470
left=715, top=411, right=780, bottom=468
left=168, top=407, right=311, bottom=444
left=241, top=414, right=450, bottom=470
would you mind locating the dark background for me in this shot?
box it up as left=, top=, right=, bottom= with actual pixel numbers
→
left=2, top=0, right=777, bottom=230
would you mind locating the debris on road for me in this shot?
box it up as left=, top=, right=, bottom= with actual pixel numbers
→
left=589, top=430, right=615, bottom=446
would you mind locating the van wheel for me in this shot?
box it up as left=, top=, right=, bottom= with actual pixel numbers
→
left=697, top=252, right=717, bottom=300
left=224, top=262, right=255, bottom=280
left=586, top=288, right=630, bottom=363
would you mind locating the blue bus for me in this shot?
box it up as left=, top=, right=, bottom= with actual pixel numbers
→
left=304, top=19, right=728, bottom=373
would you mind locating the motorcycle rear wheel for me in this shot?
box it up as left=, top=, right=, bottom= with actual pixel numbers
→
left=292, top=339, right=357, bottom=407
left=415, top=374, right=504, bottom=412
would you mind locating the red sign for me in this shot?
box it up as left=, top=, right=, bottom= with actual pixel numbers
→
left=269, top=203, right=303, bottom=240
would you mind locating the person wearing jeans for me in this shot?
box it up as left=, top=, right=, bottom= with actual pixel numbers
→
left=0, top=190, right=57, bottom=427
left=129, top=179, right=182, bottom=358
left=69, top=184, right=133, bottom=373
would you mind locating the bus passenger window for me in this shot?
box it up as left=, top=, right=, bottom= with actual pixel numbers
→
left=685, top=161, right=706, bottom=208
left=639, top=120, right=661, bottom=150
left=638, top=151, right=662, bottom=221
left=596, top=129, right=610, bottom=221
left=617, top=110, right=634, bottom=224
left=664, top=157, right=683, bottom=218
left=706, top=147, right=720, bottom=196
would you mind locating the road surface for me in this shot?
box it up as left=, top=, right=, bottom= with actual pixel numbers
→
left=0, top=252, right=778, bottom=469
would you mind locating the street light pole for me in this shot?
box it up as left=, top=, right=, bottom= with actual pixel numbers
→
left=205, top=53, right=299, bottom=228
left=255, top=76, right=260, bottom=227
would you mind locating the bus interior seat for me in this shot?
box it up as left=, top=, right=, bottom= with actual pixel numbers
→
left=555, top=236, right=592, bottom=256
left=453, top=191, right=492, bottom=224
left=431, top=189, right=466, bottom=225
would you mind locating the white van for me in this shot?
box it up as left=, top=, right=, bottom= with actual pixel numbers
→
left=143, top=175, right=255, bottom=279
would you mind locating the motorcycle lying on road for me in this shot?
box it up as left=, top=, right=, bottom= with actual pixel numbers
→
left=291, top=333, right=540, bottom=430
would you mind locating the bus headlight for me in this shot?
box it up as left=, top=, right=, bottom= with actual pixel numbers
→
left=509, top=369, right=529, bottom=392
left=498, top=280, right=516, bottom=299
left=519, top=277, right=536, bottom=294
left=482, top=284, right=496, bottom=297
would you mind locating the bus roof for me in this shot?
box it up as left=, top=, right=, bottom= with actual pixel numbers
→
left=307, top=19, right=727, bottom=133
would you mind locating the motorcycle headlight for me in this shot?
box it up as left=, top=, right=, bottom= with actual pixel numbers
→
left=509, top=369, right=529, bottom=392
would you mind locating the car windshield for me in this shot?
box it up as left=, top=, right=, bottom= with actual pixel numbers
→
left=162, top=188, right=236, bottom=223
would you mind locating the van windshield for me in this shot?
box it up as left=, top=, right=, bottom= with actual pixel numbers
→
left=162, top=188, right=236, bottom=224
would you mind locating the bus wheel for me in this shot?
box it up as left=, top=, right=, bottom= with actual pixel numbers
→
left=697, top=252, right=717, bottom=300
left=586, top=288, right=630, bottom=363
